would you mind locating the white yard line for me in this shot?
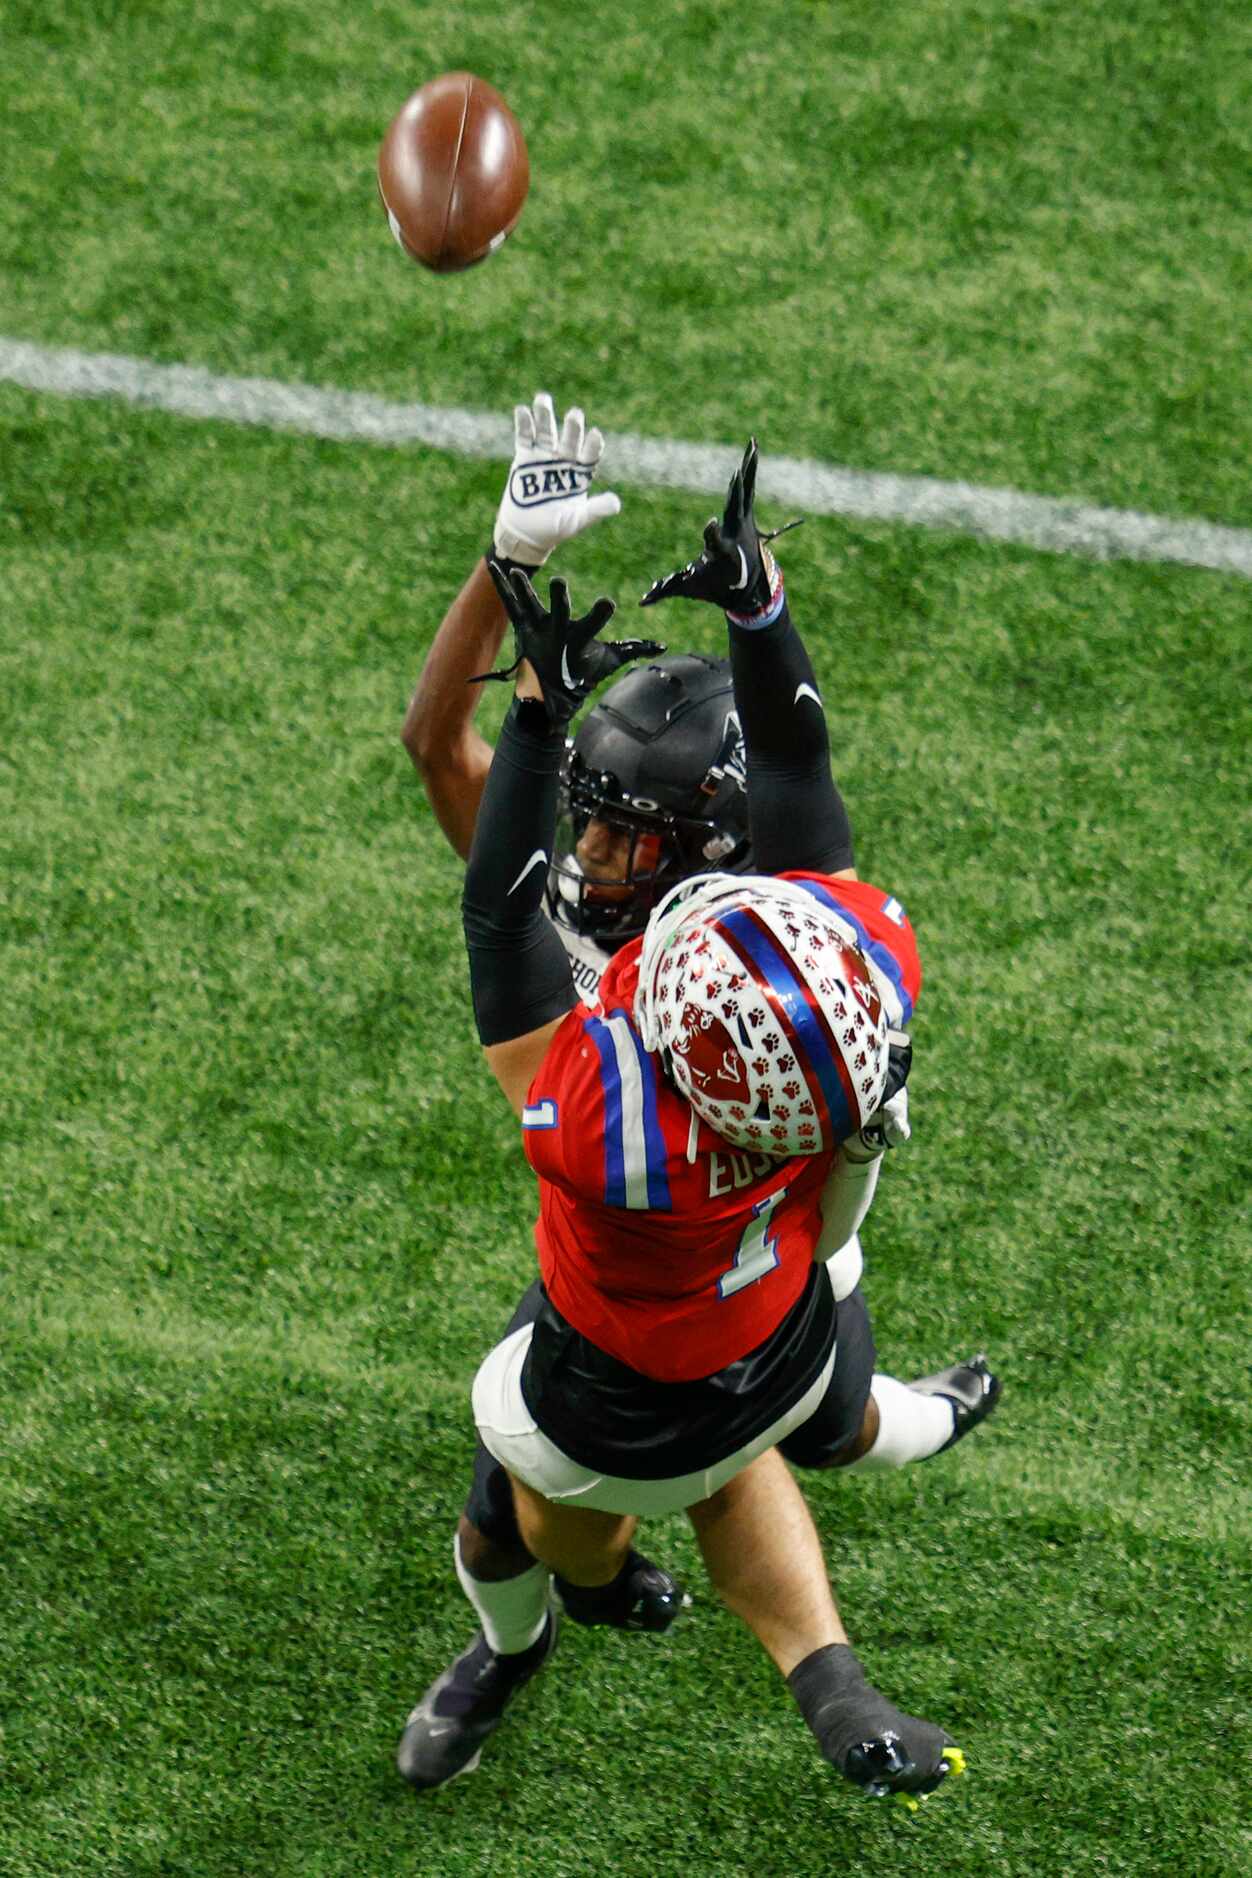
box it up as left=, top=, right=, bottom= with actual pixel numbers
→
left=3, top=334, right=1250, bottom=579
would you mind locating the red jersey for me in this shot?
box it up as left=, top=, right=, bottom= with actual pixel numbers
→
left=522, top=874, right=921, bottom=1382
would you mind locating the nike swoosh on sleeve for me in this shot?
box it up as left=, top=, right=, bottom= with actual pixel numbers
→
left=507, top=849, right=549, bottom=895
left=794, top=682, right=823, bottom=708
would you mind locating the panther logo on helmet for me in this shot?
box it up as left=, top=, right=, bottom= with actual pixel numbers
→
left=671, top=1003, right=750, bottom=1102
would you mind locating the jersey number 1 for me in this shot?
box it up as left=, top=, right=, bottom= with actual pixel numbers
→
left=718, top=1186, right=789, bottom=1300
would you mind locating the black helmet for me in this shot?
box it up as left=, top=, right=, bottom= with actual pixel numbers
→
left=547, top=653, right=753, bottom=946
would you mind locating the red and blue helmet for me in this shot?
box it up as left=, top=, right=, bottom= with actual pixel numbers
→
left=635, top=875, right=889, bottom=1156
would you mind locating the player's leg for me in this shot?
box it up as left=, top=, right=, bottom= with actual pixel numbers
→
left=779, top=1288, right=1001, bottom=1472
left=398, top=1278, right=687, bottom=1792
left=843, top=1357, right=1001, bottom=1470
left=454, top=1320, right=541, bottom=1595
left=455, top=1436, right=548, bottom=1643
left=507, top=1473, right=636, bottom=1582
left=446, top=1280, right=553, bottom=1645
left=456, top=1510, right=532, bottom=1578
left=398, top=1285, right=557, bottom=1793
left=508, top=1473, right=683, bottom=1632
left=396, top=1490, right=558, bottom=1791
left=686, top=1448, right=963, bottom=1804
left=398, top=1457, right=676, bottom=1792
left=686, top=1447, right=843, bottom=1673
left=468, top=1282, right=685, bottom=1633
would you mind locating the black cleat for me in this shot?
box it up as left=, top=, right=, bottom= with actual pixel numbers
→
left=789, top=1642, right=965, bottom=1808
left=397, top=1611, right=559, bottom=1791
left=846, top=1735, right=967, bottom=1809
left=908, top=1353, right=1001, bottom=1454
left=555, top=1549, right=686, bottom=1631
left=626, top=1557, right=686, bottom=1632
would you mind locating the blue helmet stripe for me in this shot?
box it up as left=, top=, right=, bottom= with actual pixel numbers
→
left=718, top=908, right=857, bottom=1143
left=791, top=878, right=913, bottom=1025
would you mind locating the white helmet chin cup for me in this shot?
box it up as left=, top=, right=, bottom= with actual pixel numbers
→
left=636, top=875, right=889, bottom=1156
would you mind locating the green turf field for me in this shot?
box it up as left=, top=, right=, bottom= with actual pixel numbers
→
left=2, top=3, right=1250, bottom=1874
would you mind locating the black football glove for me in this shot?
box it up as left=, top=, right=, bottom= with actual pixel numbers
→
left=882, top=1029, right=913, bottom=1108
left=477, top=561, right=664, bottom=729
left=639, top=438, right=802, bottom=615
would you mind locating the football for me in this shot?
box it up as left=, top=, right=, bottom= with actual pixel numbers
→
left=377, top=73, right=529, bottom=274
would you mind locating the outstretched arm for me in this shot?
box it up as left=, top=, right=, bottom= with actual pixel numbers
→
left=642, top=445, right=915, bottom=1181
left=461, top=682, right=575, bottom=1111
left=401, top=558, right=511, bottom=859
left=641, top=440, right=856, bottom=879
left=402, top=393, right=622, bottom=861
left=462, top=569, right=662, bottom=1112
left=725, top=589, right=856, bottom=878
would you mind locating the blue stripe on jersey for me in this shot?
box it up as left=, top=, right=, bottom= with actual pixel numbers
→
left=615, top=1012, right=672, bottom=1212
left=584, top=1017, right=626, bottom=1206
left=719, top=908, right=857, bottom=1143
left=790, top=878, right=914, bottom=1025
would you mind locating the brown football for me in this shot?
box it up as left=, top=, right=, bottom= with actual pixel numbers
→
left=377, top=73, right=529, bottom=274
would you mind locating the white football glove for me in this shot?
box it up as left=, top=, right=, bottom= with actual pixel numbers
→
left=843, top=1086, right=911, bottom=1163
left=493, top=392, right=622, bottom=566
left=878, top=1082, right=912, bottom=1149
left=842, top=1032, right=912, bottom=1164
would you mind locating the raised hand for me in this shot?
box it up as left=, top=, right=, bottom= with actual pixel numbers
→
left=493, top=392, right=622, bottom=567
left=478, top=562, right=664, bottom=728
left=640, top=438, right=802, bottom=615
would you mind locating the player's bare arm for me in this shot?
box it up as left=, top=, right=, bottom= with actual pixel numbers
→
left=462, top=562, right=662, bottom=1113
left=402, top=392, right=622, bottom=861
left=401, top=558, right=511, bottom=858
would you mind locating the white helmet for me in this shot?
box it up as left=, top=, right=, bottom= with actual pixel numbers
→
left=635, top=873, right=889, bottom=1156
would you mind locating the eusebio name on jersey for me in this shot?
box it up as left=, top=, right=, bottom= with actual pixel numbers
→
left=707, top=1147, right=777, bottom=1197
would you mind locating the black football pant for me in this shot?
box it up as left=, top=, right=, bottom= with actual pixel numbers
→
left=461, top=1279, right=877, bottom=1551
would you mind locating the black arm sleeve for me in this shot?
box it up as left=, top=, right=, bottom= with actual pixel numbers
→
left=461, top=696, right=577, bottom=1046
left=727, top=599, right=855, bottom=875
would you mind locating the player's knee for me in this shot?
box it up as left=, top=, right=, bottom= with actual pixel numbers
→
left=794, top=1445, right=856, bottom=1471
left=456, top=1513, right=535, bottom=1582
left=781, top=1394, right=879, bottom=1471
left=832, top=1394, right=880, bottom=1466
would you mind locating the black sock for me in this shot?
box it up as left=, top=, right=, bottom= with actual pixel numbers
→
left=787, top=1643, right=950, bottom=1784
